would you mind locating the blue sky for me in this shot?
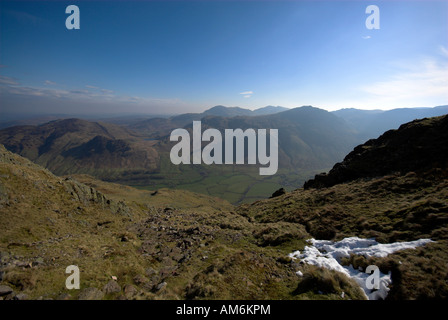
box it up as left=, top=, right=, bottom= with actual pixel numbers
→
left=0, top=0, right=447, bottom=115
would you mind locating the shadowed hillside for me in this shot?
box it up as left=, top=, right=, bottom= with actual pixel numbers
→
left=0, top=118, right=159, bottom=181
left=304, top=115, right=448, bottom=189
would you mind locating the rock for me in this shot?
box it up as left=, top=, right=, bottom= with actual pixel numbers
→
left=156, top=282, right=167, bottom=292
left=169, top=247, right=184, bottom=262
left=0, top=285, right=13, bottom=296
left=159, top=265, right=177, bottom=279
left=57, top=293, right=72, bottom=300
left=133, top=274, right=148, bottom=286
left=159, top=246, right=171, bottom=259
left=270, top=187, right=286, bottom=198
left=304, top=115, right=448, bottom=189
left=13, top=293, right=27, bottom=300
left=14, top=260, right=30, bottom=268
left=103, top=280, right=121, bottom=294
left=123, top=284, right=137, bottom=299
left=63, top=179, right=131, bottom=216
left=33, top=257, right=45, bottom=266
left=0, top=251, right=10, bottom=262
left=145, top=267, right=157, bottom=277
left=4, top=292, right=16, bottom=300
left=140, top=241, right=158, bottom=255
left=160, top=256, right=175, bottom=267
left=78, top=287, right=104, bottom=300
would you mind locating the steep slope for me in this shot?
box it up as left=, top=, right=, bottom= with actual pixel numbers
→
left=304, top=115, right=448, bottom=189
left=1, top=144, right=365, bottom=300
left=237, top=114, right=448, bottom=299
left=238, top=172, right=448, bottom=299
left=0, top=118, right=159, bottom=180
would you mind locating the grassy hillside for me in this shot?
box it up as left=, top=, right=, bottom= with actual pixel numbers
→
left=237, top=116, right=448, bottom=299
left=237, top=170, right=448, bottom=299
left=1, top=143, right=366, bottom=300
left=0, top=118, right=159, bottom=179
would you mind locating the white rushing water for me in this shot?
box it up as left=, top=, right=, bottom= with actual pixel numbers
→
left=289, top=237, right=433, bottom=300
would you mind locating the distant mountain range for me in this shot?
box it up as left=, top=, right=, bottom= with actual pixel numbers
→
left=186, top=106, right=358, bottom=170
left=127, top=104, right=448, bottom=141
left=333, top=105, right=448, bottom=140
left=128, top=105, right=289, bottom=138
left=203, top=105, right=289, bottom=117
left=2, top=104, right=447, bottom=141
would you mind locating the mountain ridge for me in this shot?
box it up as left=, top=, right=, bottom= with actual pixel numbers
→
left=304, top=114, right=448, bottom=189
left=332, top=105, right=448, bottom=140
left=0, top=118, right=159, bottom=179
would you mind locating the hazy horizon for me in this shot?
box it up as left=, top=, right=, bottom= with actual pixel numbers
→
left=2, top=104, right=448, bottom=123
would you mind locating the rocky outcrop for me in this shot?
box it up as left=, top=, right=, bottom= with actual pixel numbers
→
left=270, top=188, right=286, bottom=198
left=78, top=287, right=105, bottom=300
left=304, top=115, right=448, bottom=189
left=0, top=143, right=132, bottom=216
left=63, top=177, right=131, bottom=215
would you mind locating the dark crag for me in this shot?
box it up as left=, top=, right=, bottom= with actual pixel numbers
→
left=304, top=115, right=448, bottom=189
